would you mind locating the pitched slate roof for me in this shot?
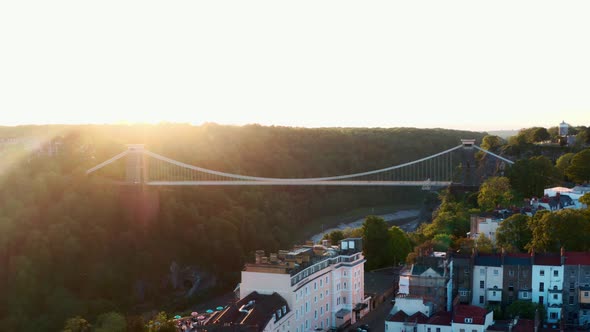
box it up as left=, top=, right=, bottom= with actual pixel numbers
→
left=411, top=264, right=444, bottom=276
left=213, top=292, right=289, bottom=331
left=474, top=254, right=502, bottom=267
left=534, top=253, right=561, bottom=266
left=453, top=305, right=489, bottom=325
left=504, top=253, right=532, bottom=266
left=565, top=252, right=590, bottom=265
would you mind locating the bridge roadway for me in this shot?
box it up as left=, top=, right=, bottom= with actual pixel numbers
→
left=145, top=180, right=452, bottom=186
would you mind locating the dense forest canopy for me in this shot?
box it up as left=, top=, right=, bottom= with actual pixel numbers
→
left=0, top=124, right=485, bottom=331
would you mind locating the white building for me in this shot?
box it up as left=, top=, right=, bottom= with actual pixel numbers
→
left=391, top=295, right=433, bottom=317
left=471, top=255, right=503, bottom=307
left=469, top=215, right=503, bottom=243
left=532, top=254, right=564, bottom=324
left=540, top=186, right=589, bottom=210
left=452, top=305, right=494, bottom=332
left=385, top=305, right=491, bottom=332
left=239, top=239, right=368, bottom=332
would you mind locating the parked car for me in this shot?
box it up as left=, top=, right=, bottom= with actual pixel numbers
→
left=357, top=324, right=370, bottom=332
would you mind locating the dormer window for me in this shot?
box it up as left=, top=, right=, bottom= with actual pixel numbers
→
left=282, top=305, right=287, bottom=314
left=465, top=318, right=473, bottom=323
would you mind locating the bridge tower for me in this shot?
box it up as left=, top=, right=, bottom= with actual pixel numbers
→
left=125, top=144, right=148, bottom=184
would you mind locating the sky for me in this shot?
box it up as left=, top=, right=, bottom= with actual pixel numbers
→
left=1, top=1, right=589, bottom=131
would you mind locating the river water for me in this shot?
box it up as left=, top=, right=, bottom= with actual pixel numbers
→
left=309, top=209, right=420, bottom=243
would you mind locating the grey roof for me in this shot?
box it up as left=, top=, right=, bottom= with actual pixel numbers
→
left=412, top=264, right=444, bottom=276
left=504, top=255, right=532, bottom=266
left=474, top=255, right=502, bottom=267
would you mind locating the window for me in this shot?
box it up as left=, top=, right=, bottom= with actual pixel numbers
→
left=509, top=269, right=514, bottom=277
left=344, top=271, right=347, bottom=276
left=320, top=307, right=323, bottom=315
left=344, top=282, right=347, bottom=289
left=494, top=269, right=499, bottom=276
left=480, top=269, right=485, bottom=275
left=493, top=291, right=497, bottom=296
left=282, top=306, right=286, bottom=314
left=305, top=302, right=309, bottom=313
left=337, top=298, right=340, bottom=305
left=460, top=329, right=466, bottom=332
left=326, top=318, right=329, bottom=327
left=509, top=282, right=514, bottom=291
left=320, top=279, right=323, bottom=287
left=314, top=282, right=317, bottom=290
left=523, top=292, right=529, bottom=299
left=480, top=280, right=485, bottom=289
left=320, top=293, right=323, bottom=300
left=436, top=329, right=441, bottom=332
left=554, top=270, right=559, bottom=277
left=539, top=296, right=544, bottom=305
left=326, top=276, right=329, bottom=283
left=326, top=303, right=329, bottom=311
left=459, top=290, right=468, bottom=296
left=553, top=285, right=557, bottom=291
left=570, top=282, right=575, bottom=290
left=540, top=270, right=545, bottom=276
left=553, top=294, right=558, bottom=300
left=570, top=296, right=575, bottom=305
left=479, top=296, right=484, bottom=304
left=465, top=318, right=473, bottom=323
left=314, top=310, right=317, bottom=319
left=585, top=292, right=589, bottom=297
left=540, top=282, right=545, bottom=292
left=314, top=296, right=317, bottom=303
left=464, top=269, right=470, bottom=275
left=305, top=320, right=308, bottom=329
left=550, top=312, right=557, bottom=320
left=427, top=328, right=431, bottom=332
left=343, top=297, right=347, bottom=304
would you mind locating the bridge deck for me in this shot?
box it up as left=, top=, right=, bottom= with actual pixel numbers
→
left=146, top=180, right=452, bottom=186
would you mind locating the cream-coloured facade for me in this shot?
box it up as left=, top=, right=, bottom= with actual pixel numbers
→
left=239, top=239, right=368, bottom=331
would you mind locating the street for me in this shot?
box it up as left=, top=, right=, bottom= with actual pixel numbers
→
left=346, top=294, right=394, bottom=332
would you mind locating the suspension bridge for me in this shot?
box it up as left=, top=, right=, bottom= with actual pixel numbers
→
left=86, top=139, right=513, bottom=188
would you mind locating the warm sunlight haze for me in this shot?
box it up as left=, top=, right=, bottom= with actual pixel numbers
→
left=1, top=0, right=589, bottom=130
left=2, top=2, right=590, bottom=331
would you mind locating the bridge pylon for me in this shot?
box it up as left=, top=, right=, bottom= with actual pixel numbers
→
left=125, top=144, right=148, bottom=185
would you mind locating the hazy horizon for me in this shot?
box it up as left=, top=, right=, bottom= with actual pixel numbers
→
left=0, top=121, right=565, bottom=133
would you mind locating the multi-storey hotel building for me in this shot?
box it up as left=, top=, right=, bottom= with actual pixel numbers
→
left=238, top=238, right=369, bottom=331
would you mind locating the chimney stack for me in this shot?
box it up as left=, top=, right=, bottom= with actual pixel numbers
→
left=255, top=250, right=265, bottom=264
left=561, top=247, right=566, bottom=265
